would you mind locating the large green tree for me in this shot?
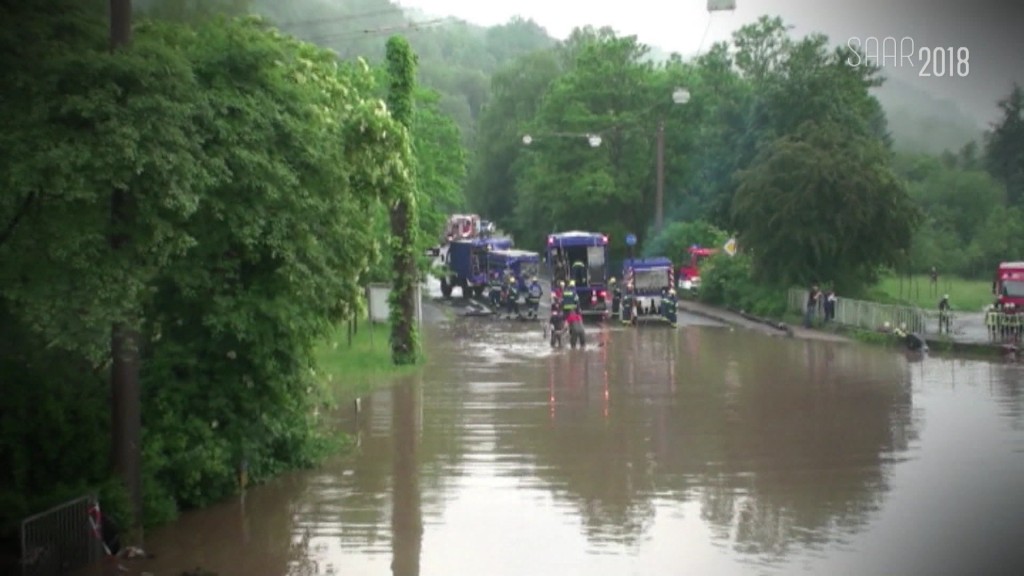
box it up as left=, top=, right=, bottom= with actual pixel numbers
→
left=984, top=84, right=1024, bottom=207
left=732, top=120, right=919, bottom=289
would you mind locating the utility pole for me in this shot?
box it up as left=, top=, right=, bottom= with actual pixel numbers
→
left=655, top=119, right=666, bottom=232
left=109, top=0, right=143, bottom=536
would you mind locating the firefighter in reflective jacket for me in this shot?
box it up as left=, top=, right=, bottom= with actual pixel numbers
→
left=505, top=276, right=520, bottom=318
left=487, top=272, right=502, bottom=309
left=526, top=276, right=543, bottom=318
left=663, top=289, right=678, bottom=326
left=552, top=280, right=565, bottom=311
left=609, top=277, right=621, bottom=315
left=562, top=280, right=580, bottom=313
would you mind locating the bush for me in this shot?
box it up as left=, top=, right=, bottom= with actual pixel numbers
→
left=698, top=252, right=787, bottom=317
left=642, top=220, right=729, bottom=259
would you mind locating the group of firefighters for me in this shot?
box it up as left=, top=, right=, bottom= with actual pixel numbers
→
left=482, top=271, right=681, bottom=349
left=985, top=302, right=1022, bottom=340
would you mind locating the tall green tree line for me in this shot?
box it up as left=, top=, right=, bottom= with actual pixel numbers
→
left=0, top=0, right=459, bottom=530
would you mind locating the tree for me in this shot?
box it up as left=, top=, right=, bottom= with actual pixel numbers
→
left=984, top=84, right=1024, bottom=206
left=732, top=120, right=919, bottom=290
left=385, top=35, right=421, bottom=365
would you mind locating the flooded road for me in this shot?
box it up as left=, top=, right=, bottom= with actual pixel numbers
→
left=118, top=313, right=1024, bottom=575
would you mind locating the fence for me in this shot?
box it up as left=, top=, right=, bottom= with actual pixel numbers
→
left=788, top=288, right=929, bottom=334
left=20, top=495, right=104, bottom=576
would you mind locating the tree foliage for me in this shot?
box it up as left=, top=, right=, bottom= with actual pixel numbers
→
left=732, top=120, right=918, bottom=289
left=0, top=3, right=413, bottom=526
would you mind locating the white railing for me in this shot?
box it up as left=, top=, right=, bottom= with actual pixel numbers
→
left=788, top=288, right=928, bottom=334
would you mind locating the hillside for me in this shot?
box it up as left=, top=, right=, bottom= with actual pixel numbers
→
left=873, top=76, right=985, bottom=154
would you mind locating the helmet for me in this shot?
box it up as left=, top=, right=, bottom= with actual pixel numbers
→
left=568, top=280, right=575, bottom=287
left=509, top=276, right=515, bottom=283
left=558, top=280, right=565, bottom=287
left=669, top=289, right=676, bottom=296
left=943, top=294, right=949, bottom=300
left=609, top=277, right=617, bottom=284
left=531, top=276, right=538, bottom=282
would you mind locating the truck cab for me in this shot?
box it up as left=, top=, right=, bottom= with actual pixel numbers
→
left=678, top=246, right=718, bottom=292
left=547, top=231, right=610, bottom=319
left=621, top=257, right=675, bottom=323
left=430, top=213, right=481, bottom=257
left=993, top=261, right=1024, bottom=311
left=441, top=236, right=513, bottom=298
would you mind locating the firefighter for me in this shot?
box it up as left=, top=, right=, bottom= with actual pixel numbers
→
left=609, top=277, right=621, bottom=316
left=505, top=275, right=520, bottom=318
left=571, top=260, right=587, bottom=285
left=552, top=279, right=565, bottom=312
left=663, top=289, right=678, bottom=326
left=487, top=272, right=502, bottom=309
left=525, top=276, right=543, bottom=319
left=938, top=294, right=952, bottom=334
left=566, top=308, right=586, bottom=349
left=549, top=308, right=566, bottom=348
left=562, top=280, right=579, bottom=314
left=986, top=304, right=999, bottom=339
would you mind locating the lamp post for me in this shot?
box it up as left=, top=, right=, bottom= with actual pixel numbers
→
left=655, top=87, right=691, bottom=232
left=522, top=133, right=603, bottom=148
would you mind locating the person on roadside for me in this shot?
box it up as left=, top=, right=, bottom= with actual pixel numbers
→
left=824, top=288, right=837, bottom=322
left=566, top=308, right=585, bottom=349
left=938, top=294, right=952, bottom=334
left=804, top=284, right=821, bottom=328
left=572, top=260, right=587, bottom=286
left=487, top=272, right=502, bottom=309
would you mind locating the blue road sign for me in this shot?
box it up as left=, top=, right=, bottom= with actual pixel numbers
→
left=625, top=233, right=637, bottom=246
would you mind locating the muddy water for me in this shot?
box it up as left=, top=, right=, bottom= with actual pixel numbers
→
left=114, top=316, right=1024, bottom=576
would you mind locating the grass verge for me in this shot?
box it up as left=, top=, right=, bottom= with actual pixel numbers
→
left=863, top=274, right=993, bottom=311
left=313, top=320, right=422, bottom=402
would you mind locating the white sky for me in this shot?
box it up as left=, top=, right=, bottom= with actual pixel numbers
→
left=396, top=0, right=1024, bottom=125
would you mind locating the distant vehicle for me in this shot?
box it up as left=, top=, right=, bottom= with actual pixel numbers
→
left=486, top=248, right=541, bottom=293
left=993, top=261, right=1024, bottom=311
left=620, top=257, right=675, bottom=324
left=678, top=246, right=718, bottom=292
left=547, top=231, right=610, bottom=319
left=428, top=214, right=481, bottom=257
left=440, top=236, right=513, bottom=298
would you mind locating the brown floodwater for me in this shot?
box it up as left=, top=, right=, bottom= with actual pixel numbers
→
left=93, top=313, right=1024, bottom=576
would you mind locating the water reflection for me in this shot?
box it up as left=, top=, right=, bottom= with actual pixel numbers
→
left=116, top=316, right=1024, bottom=576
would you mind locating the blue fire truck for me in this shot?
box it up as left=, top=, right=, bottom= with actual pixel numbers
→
left=620, top=257, right=675, bottom=324
left=441, top=236, right=514, bottom=298
left=546, top=231, right=610, bottom=319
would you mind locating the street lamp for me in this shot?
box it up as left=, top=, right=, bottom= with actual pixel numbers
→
left=522, top=133, right=602, bottom=148
left=656, top=87, right=690, bottom=232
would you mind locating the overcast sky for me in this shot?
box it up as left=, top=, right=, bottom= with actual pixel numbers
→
left=396, top=0, right=1024, bottom=125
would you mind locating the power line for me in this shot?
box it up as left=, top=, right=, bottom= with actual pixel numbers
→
left=274, top=7, right=404, bottom=30
left=302, top=18, right=454, bottom=43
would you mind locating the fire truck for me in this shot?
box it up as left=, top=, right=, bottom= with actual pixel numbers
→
left=429, top=214, right=481, bottom=257
left=993, top=261, right=1024, bottom=310
left=677, top=246, right=718, bottom=292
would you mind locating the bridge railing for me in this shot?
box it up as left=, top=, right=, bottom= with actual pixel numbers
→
left=788, top=288, right=928, bottom=334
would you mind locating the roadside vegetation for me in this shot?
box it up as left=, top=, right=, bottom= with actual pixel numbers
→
left=863, top=275, right=994, bottom=311
left=313, top=321, right=421, bottom=403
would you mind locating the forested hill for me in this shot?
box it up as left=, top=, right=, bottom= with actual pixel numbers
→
left=140, top=0, right=985, bottom=157
left=873, top=77, right=984, bottom=154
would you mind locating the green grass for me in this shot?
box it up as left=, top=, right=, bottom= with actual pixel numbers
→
left=313, top=321, right=421, bottom=401
left=862, top=275, right=994, bottom=311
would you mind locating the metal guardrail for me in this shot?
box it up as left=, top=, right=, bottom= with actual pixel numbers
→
left=20, top=495, right=104, bottom=576
left=788, top=288, right=928, bottom=334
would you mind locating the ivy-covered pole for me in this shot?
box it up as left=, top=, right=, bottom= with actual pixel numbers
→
left=385, top=36, right=420, bottom=365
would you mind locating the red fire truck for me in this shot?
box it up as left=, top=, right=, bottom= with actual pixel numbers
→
left=993, top=261, right=1024, bottom=310
left=677, top=246, right=718, bottom=292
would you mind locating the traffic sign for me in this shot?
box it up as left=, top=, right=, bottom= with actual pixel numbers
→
left=625, top=233, right=637, bottom=246
left=724, top=238, right=737, bottom=256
